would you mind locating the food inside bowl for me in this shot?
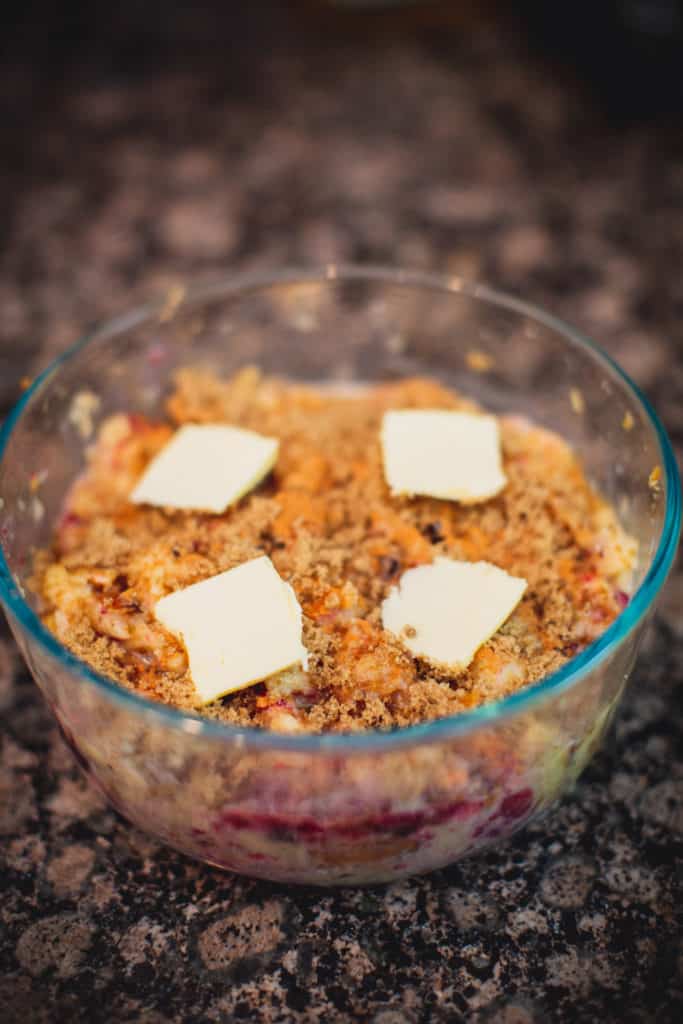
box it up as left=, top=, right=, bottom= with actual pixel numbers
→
left=33, top=366, right=636, bottom=735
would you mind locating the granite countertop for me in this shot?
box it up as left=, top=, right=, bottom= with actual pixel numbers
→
left=1, top=4, right=682, bottom=1022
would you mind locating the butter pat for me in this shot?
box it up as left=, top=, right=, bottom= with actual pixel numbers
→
left=381, top=409, right=506, bottom=503
left=382, top=558, right=526, bottom=672
left=154, top=556, right=308, bottom=704
left=130, top=423, right=278, bottom=513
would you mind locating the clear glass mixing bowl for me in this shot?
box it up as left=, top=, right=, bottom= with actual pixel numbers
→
left=0, top=267, right=679, bottom=884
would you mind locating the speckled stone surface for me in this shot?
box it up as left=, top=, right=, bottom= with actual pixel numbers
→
left=1, top=5, right=682, bottom=1022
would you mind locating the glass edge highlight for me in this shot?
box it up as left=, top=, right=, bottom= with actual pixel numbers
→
left=0, top=265, right=680, bottom=754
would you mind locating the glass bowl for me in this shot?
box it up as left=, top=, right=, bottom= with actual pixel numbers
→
left=0, top=267, right=679, bottom=885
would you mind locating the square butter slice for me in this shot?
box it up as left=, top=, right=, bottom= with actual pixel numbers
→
left=154, top=556, right=308, bottom=705
left=381, top=409, right=506, bottom=503
left=382, top=558, right=526, bottom=672
left=130, top=423, right=278, bottom=513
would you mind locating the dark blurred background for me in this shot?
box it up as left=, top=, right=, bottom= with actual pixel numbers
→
left=1, top=1, right=682, bottom=397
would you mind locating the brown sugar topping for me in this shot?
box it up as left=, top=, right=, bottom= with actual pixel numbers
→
left=34, top=368, right=636, bottom=733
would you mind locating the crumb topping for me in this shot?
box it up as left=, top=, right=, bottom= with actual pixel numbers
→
left=34, top=368, right=636, bottom=733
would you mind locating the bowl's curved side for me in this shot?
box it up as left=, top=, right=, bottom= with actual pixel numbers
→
left=0, top=267, right=679, bottom=757
left=11, top=591, right=643, bottom=883
left=0, top=267, right=679, bottom=882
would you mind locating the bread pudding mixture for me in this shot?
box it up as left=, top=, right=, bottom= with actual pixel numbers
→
left=35, top=368, right=635, bottom=733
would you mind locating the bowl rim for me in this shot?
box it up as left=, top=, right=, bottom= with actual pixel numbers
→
left=0, top=264, right=680, bottom=752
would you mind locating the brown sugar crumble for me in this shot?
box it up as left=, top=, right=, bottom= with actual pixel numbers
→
left=34, top=368, right=636, bottom=734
